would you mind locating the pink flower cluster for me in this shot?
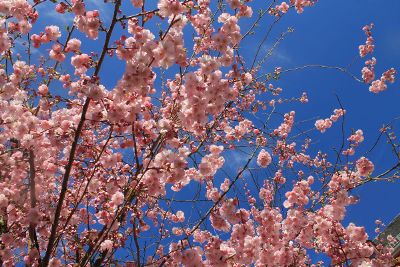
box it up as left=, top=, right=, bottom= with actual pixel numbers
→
left=71, top=54, right=91, bottom=76
left=348, top=129, right=364, bottom=143
left=0, top=19, right=11, bottom=54
left=283, top=176, right=313, bottom=208
left=99, top=240, right=113, bottom=252
left=277, top=2, right=290, bottom=13
left=75, top=10, right=102, bottom=40
left=257, top=149, right=272, bottom=167
left=356, top=157, right=374, bottom=176
left=273, top=111, right=295, bottom=139
left=131, top=0, right=144, bottom=8
left=359, top=23, right=374, bottom=57
left=361, top=57, right=376, bottom=83
left=0, top=0, right=33, bottom=22
left=289, top=0, right=317, bottom=13
left=49, top=44, right=65, bottom=62
left=179, top=71, right=237, bottom=134
left=0, top=1, right=37, bottom=55
left=225, top=119, right=254, bottom=141
left=343, top=129, right=364, bottom=155
left=5, top=19, right=32, bottom=35
left=272, top=0, right=316, bottom=15
left=31, top=25, right=61, bottom=48
left=199, top=145, right=225, bottom=178
left=273, top=170, right=286, bottom=184
left=315, top=108, right=345, bottom=133
left=226, top=0, right=253, bottom=17
left=359, top=25, right=396, bottom=93
left=68, top=0, right=102, bottom=40
left=315, top=119, right=332, bottom=133
left=157, top=0, right=186, bottom=18
left=65, top=38, right=81, bottom=53
left=152, top=16, right=187, bottom=68
left=328, top=171, right=361, bottom=192
left=213, top=13, right=241, bottom=52
left=369, top=68, right=396, bottom=93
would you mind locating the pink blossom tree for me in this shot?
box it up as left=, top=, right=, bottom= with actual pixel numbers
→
left=0, top=0, right=399, bottom=266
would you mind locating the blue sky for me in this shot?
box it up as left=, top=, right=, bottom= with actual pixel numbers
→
left=24, top=0, right=400, bottom=263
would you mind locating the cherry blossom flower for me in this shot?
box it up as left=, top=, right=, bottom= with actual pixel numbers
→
left=257, top=149, right=272, bottom=167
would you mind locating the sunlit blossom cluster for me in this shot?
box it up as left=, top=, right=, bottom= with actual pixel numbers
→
left=359, top=24, right=396, bottom=93
left=314, top=108, right=345, bottom=133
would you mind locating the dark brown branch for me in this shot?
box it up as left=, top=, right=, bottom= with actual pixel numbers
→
left=41, top=1, right=122, bottom=265
left=28, top=150, right=41, bottom=265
